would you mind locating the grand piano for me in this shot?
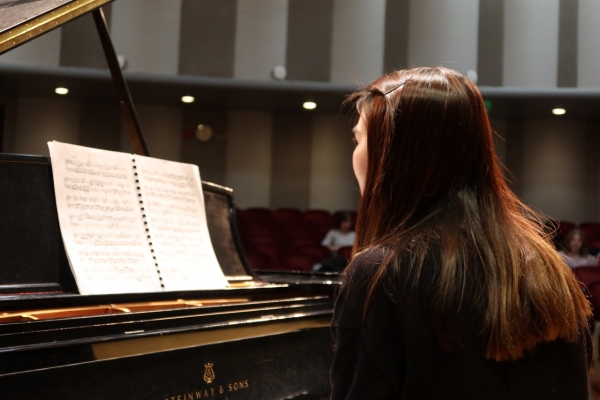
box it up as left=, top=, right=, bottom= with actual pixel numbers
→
left=0, top=2, right=336, bottom=399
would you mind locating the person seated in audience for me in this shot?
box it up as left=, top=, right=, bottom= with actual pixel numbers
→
left=321, top=212, right=355, bottom=256
left=313, top=213, right=355, bottom=272
left=559, top=228, right=598, bottom=268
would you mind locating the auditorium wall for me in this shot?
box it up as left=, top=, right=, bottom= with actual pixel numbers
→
left=1, top=0, right=600, bottom=222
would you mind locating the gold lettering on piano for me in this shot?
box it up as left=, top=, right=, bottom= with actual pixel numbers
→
left=164, top=362, right=250, bottom=399
left=203, top=363, right=215, bottom=384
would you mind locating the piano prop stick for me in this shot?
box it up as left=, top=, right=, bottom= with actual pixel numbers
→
left=0, top=3, right=335, bottom=398
left=48, top=141, right=228, bottom=295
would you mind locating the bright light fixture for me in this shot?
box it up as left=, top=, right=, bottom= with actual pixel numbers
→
left=303, top=101, right=317, bottom=110
left=552, top=108, right=566, bottom=115
left=55, top=87, right=69, bottom=95
left=181, top=95, right=195, bottom=104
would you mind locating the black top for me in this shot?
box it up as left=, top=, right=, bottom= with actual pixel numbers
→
left=330, top=247, right=592, bottom=400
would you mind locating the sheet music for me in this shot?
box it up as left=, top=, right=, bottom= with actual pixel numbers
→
left=49, top=142, right=161, bottom=295
left=134, top=155, right=228, bottom=290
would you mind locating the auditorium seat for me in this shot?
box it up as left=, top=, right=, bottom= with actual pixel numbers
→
left=587, top=281, right=600, bottom=320
left=237, top=208, right=272, bottom=223
left=244, top=253, right=272, bottom=270
left=338, top=246, right=353, bottom=260
left=272, top=208, right=302, bottom=223
left=295, top=245, right=331, bottom=260
left=557, top=221, right=575, bottom=241
left=303, top=210, right=335, bottom=227
left=282, top=254, right=319, bottom=271
left=236, top=208, right=357, bottom=271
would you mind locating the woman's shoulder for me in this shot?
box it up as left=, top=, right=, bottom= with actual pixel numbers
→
left=342, top=246, right=388, bottom=283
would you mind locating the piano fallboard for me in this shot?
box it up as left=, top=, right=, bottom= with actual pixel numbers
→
left=0, top=287, right=333, bottom=399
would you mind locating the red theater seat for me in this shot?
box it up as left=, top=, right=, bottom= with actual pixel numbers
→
left=338, top=246, right=353, bottom=260
left=244, top=253, right=272, bottom=270
left=282, top=254, right=318, bottom=271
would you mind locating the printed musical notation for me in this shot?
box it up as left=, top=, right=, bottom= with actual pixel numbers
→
left=49, top=142, right=161, bottom=294
left=135, top=155, right=227, bottom=290
left=48, top=142, right=227, bottom=294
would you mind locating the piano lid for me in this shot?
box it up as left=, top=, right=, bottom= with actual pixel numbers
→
left=0, top=0, right=114, bottom=55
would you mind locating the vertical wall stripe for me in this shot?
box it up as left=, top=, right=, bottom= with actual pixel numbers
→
left=490, top=119, right=507, bottom=165
left=521, top=120, right=587, bottom=222
left=584, top=122, right=600, bottom=221
left=503, top=0, right=560, bottom=87
left=78, top=101, right=121, bottom=152
left=179, top=0, right=237, bottom=77
left=286, top=0, right=333, bottom=81
left=330, top=0, right=386, bottom=84
left=233, top=0, right=289, bottom=80
left=577, top=0, right=600, bottom=87
left=557, top=0, right=578, bottom=87
left=0, top=97, right=16, bottom=153
left=477, top=0, right=504, bottom=86
left=0, top=28, right=62, bottom=66
left=0, top=105, right=4, bottom=152
left=14, top=97, right=80, bottom=156
left=110, top=0, right=181, bottom=75
left=309, top=114, right=358, bottom=211
left=270, top=113, right=312, bottom=209
left=225, top=111, right=273, bottom=208
left=383, top=0, right=410, bottom=73
left=59, top=7, right=112, bottom=69
left=407, top=0, right=479, bottom=76
left=136, top=105, right=182, bottom=162
left=180, top=107, right=228, bottom=185
left=504, top=119, right=524, bottom=197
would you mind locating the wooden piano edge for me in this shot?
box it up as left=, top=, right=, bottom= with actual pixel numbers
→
left=0, top=281, right=334, bottom=311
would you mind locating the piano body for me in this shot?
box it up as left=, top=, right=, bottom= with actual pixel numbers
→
left=0, top=2, right=336, bottom=399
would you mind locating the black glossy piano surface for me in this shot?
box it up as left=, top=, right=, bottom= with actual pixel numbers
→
left=0, top=154, right=336, bottom=400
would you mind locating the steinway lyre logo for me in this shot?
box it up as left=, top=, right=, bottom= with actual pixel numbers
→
left=203, top=363, right=215, bottom=384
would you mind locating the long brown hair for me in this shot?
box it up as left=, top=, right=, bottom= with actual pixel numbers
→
left=348, top=66, right=591, bottom=361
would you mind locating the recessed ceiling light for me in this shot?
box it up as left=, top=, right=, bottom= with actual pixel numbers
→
left=181, top=95, right=195, bottom=104
left=55, top=87, right=68, bottom=95
left=552, top=108, right=566, bottom=115
left=303, top=101, right=316, bottom=110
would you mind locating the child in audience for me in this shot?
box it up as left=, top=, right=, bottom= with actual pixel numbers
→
left=321, top=212, right=355, bottom=256
left=559, top=228, right=598, bottom=268
left=313, top=213, right=355, bottom=272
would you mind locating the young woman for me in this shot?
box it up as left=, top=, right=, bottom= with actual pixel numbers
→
left=559, top=228, right=598, bottom=268
left=331, top=67, right=592, bottom=399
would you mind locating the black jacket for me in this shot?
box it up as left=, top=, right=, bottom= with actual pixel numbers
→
left=330, top=247, right=592, bottom=400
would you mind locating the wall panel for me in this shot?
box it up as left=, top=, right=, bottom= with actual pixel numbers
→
left=521, top=120, right=587, bottom=222
left=59, top=8, right=111, bottom=69
left=503, top=0, right=559, bottom=87
left=0, top=28, right=62, bottom=66
left=408, top=0, right=479, bottom=76
left=180, top=107, right=228, bottom=186
left=577, top=0, right=600, bottom=87
left=14, top=97, right=80, bottom=156
left=226, top=111, right=273, bottom=208
left=270, top=112, right=312, bottom=209
left=179, top=0, right=237, bottom=77
left=234, top=0, right=288, bottom=80
left=330, top=0, right=386, bottom=84
left=286, top=0, right=333, bottom=81
left=309, top=114, right=358, bottom=211
left=111, top=0, right=181, bottom=74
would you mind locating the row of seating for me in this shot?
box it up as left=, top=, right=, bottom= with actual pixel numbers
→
left=237, top=208, right=356, bottom=271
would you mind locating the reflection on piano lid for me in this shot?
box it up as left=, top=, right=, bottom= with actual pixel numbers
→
left=0, top=2, right=337, bottom=398
left=0, top=0, right=114, bottom=55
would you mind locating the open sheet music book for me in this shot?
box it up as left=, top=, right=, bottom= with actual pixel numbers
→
left=48, top=141, right=229, bottom=295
